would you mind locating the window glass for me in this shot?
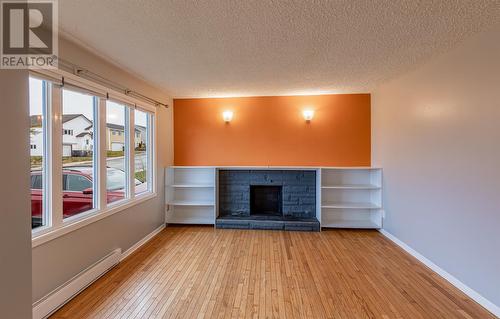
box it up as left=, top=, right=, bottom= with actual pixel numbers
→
left=29, top=78, right=47, bottom=229
left=32, top=174, right=42, bottom=189
left=66, top=174, right=93, bottom=192
left=134, top=109, right=151, bottom=195
left=62, top=89, right=96, bottom=219
left=106, top=101, right=128, bottom=204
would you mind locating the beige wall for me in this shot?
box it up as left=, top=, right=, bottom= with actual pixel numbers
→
left=0, top=70, right=32, bottom=319
left=31, top=36, right=173, bottom=302
left=372, top=23, right=500, bottom=309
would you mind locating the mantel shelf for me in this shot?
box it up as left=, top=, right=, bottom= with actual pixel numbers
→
left=321, top=184, right=380, bottom=190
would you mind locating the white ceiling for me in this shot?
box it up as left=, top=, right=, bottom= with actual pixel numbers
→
left=59, top=1, right=500, bottom=98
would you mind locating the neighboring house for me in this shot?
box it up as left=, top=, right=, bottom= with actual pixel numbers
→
left=107, top=123, right=126, bottom=151
left=30, top=114, right=146, bottom=156
left=102, top=123, right=146, bottom=151
left=62, top=114, right=93, bottom=156
left=30, top=114, right=93, bottom=156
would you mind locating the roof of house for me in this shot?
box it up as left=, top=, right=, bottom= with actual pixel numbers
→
left=31, top=114, right=92, bottom=127
left=86, top=122, right=146, bottom=132
left=76, top=132, right=91, bottom=138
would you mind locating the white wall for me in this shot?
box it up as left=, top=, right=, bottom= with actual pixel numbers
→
left=0, top=70, right=32, bottom=319
left=372, top=23, right=500, bottom=309
left=31, top=36, right=174, bottom=302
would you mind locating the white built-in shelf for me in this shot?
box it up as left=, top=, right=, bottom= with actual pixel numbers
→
left=165, top=167, right=217, bottom=225
left=322, top=220, right=381, bottom=229
left=321, top=202, right=381, bottom=209
left=168, top=184, right=214, bottom=188
left=165, top=166, right=383, bottom=229
left=320, top=167, right=383, bottom=229
left=321, top=184, right=380, bottom=190
left=167, top=200, right=214, bottom=206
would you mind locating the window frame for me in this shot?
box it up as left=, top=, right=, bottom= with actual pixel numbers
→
left=30, top=69, right=158, bottom=247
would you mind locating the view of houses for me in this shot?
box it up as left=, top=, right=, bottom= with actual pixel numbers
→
left=29, top=114, right=146, bottom=157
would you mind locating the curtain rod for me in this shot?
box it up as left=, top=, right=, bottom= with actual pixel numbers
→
left=57, top=58, right=169, bottom=108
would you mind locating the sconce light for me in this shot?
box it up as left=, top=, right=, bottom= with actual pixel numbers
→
left=222, top=110, right=233, bottom=123
left=303, top=109, right=314, bottom=122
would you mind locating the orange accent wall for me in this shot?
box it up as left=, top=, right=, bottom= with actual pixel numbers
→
left=174, top=94, right=371, bottom=166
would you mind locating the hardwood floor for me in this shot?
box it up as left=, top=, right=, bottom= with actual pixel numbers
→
left=51, top=226, right=494, bottom=319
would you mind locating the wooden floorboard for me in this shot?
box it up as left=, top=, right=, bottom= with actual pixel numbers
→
left=51, top=226, right=495, bottom=319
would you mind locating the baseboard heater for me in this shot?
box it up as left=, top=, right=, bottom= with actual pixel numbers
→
left=32, top=248, right=122, bottom=319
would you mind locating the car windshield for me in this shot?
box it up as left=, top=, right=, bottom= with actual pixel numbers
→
left=107, top=168, right=142, bottom=191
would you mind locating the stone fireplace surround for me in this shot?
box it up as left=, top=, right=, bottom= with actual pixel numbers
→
left=217, top=170, right=320, bottom=231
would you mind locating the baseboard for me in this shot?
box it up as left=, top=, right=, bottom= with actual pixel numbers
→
left=379, top=229, right=500, bottom=318
left=120, top=223, right=166, bottom=261
left=32, top=248, right=122, bottom=319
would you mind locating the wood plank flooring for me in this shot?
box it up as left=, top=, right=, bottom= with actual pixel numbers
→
left=51, top=226, right=495, bottom=319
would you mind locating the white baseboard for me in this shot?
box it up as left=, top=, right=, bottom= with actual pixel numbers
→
left=121, top=223, right=165, bottom=261
left=379, top=229, right=500, bottom=318
left=32, top=248, right=122, bottom=319
left=32, top=223, right=166, bottom=319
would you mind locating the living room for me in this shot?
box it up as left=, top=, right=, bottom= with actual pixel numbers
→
left=1, top=1, right=499, bottom=318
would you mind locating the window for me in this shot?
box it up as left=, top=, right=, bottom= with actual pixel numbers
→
left=29, top=71, right=156, bottom=243
left=134, top=109, right=152, bottom=195
left=62, top=89, right=97, bottom=219
left=29, top=78, right=47, bottom=230
left=106, top=101, right=128, bottom=204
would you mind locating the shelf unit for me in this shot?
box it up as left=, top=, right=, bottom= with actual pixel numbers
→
left=165, top=166, right=383, bottom=229
left=320, top=168, right=382, bottom=229
left=165, top=167, right=216, bottom=225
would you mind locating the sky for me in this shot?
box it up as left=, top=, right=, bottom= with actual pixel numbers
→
left=29, top=77, right=148, bottom=127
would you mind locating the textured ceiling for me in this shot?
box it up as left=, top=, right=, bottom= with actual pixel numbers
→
left=59, top=1, right=500, bottom=98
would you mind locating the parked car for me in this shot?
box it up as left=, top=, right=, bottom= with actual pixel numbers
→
left=31, top=166, right=146, bottom=228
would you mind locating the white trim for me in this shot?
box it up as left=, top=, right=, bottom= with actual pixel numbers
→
left=32, top=248, right=122, bottom=319
left=379, top=229, right=500, bottom=317
left=170, top=166, right=381, bottom=170
left=32, top=192, right=157, bottom=248
left=97, top=98, right=107, bottom=210
left=120, top=224, right=165, bottom=261
left=128, top=108, right=135, bottom=197
left=50, top=83, right=63, bottom=229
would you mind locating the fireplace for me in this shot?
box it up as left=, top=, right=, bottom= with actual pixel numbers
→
left=217, top=170, right=320, bottom=231
left=250, top=185, right=282, bottom=216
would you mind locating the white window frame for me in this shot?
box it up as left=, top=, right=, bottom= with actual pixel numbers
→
left=30, top=69, right=158, bottom=248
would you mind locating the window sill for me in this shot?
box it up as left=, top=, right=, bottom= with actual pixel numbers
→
left=32, top=192, right=157, bottom=248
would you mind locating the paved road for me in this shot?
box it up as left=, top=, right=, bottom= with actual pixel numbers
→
left=107, top=152, right=147, bottom=171
left=57, top=152, right=147, bottom=172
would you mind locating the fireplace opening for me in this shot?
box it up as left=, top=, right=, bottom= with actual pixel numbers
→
left=250, top=185, right=282, bottom=216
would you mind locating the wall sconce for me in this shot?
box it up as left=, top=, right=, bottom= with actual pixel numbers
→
left=222, top=110, right=233, bottom=123
left=302, top=109, right=314, bottom=122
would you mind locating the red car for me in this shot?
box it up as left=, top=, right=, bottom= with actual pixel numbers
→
left=31, top=166, right=146, bottom=228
